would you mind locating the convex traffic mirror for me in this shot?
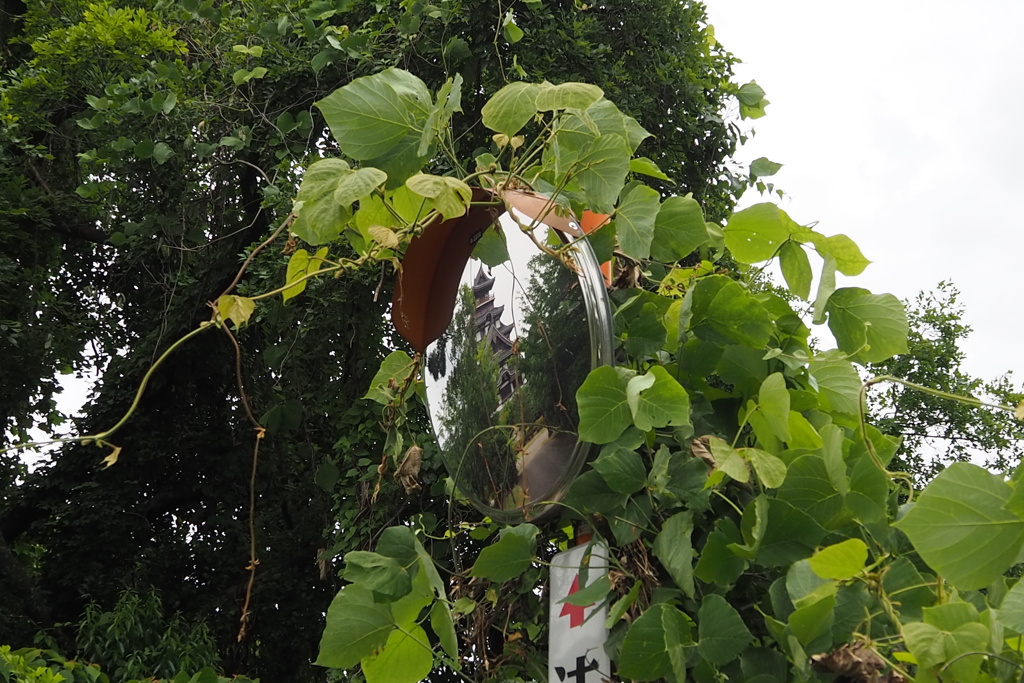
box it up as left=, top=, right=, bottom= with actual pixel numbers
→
left=392, top=190, right=614, bottom=522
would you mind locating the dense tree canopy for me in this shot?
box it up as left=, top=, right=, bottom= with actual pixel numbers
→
left=0, top=0, right=745, bottom=679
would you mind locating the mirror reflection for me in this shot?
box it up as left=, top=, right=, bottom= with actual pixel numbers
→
left=424, top=210, right=611, bottom=521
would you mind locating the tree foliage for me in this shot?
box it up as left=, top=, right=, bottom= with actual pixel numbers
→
left=295, top=70, right=1024, bottom=683
left=0, top=1, right=744, bottom=680
left=867, top=281, right=1024, bottom=481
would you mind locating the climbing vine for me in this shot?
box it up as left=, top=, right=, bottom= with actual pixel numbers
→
left=288, top=70, right=1024, bottom=683
left=7, top=36, right=1024, bottom=683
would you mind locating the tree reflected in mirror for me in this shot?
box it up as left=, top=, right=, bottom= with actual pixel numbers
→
left=426, top=228, right=596, bottom=519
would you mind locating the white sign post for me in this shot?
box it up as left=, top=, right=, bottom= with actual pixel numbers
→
left=549, top=542, right=611, bottom=682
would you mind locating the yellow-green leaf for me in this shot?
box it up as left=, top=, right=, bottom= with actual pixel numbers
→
left=283, top=247, right=330, bottom=302
left=808, top=539, right=868, bottom=580
left=217, top=294, right=255, bottom=328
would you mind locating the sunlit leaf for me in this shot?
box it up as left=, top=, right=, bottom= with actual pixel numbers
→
left=724, top=203, right=796, bottom=264
left=808, top=539, right=868, bottom=580
left=316, top=68, right=425, bottom=160
left=333, top=167, right=388, bottom=206
left=613, top=182, right=660, bottom=259
left=895, top=463, right=1024, bottom=590
left=573, top=134, right=631, bottom=213
left=626, top=365, right=692, bottom=432
left=535, top=81, right=603, bottom=111
left=361, top=624, right=432, bottom=683
left=629, top=156, right=670, bottom=181
left=744, top=448, right=787, bottom=488
left=577, top=366, right=633, bottom=444
left=649, top=194, right=708, bottom=262
left=481, top=81, right=541, bottom=136
left=216, top=294, right=255, bottom=328
left=283, top=246, right=329, bottom=302
left=316, top=584, right=393, bottom=668
left=825, top=287, right=908, bottom=363
left=778, top=241, right=812, bottom=299
left=292, top=158, right=353, bottom=244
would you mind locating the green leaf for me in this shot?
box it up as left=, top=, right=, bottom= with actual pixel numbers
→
left=419, top=74, right=463, bottom=156
left=216, top=295, right=255, bottom=328
left=756, top=373, right=791, bottom=442
left=622, top=302, right=666, bottom=358
left=732, top=497, right=827, bottom=567
left=471, top=227, right=509, bottom=267
left=724, top=203, right=796, bottom=264
left=810, top=359, right=862, bottom=416
left=697, top=594, right=752, bottom=666
left=626, top=365, right=691, bottom=432
left=573, top=134, right=631, bottom=214
left=333, top=167, right=388, bottom=207
left=316, top=584, right=394, bottom=668
left=708, top=437, right=749, bottom=484
left=694, top=518, right=747, bottom=586
left=808, top=539, right=868, bottom=580
left=649, top=194, right=708, bottom=262
left=343, top=551, right=412, bottom=599
left=812, top=255, right=837, bottom=325
left=997, top=579, right=1024, bottom=632
left=629, top=156, right=670, bottom=181
left=797, top=232, right=870, bottom=276
left=618, top=604, right=694, bottom=681
left=788, top=593, right=835, bottom=647
left=315, top=461, right=340, bottom=491
left=778, top=241, right=812, bottom=299
left=315, top=68, right=425, bottom=160
left=777, top=454, right=844, bottom=527
left=501, top=13, right=524, bottom=43
left=283, top=246, right=329, bottom=302
left=443, top=36, right=471, bottom=62
left=690, top=275, right=774, bottom=348
left=404, top=173, right=472, bottom=220
left=903, top=621, right=989, bottom=680
left=430, top=602, right=458, bottom=660
left=895, top=463, right=1024, bottom=590
left=613, top=182, right=660, bottom=259
left=825, top=287, right=908, bottom=363
left=736, top=80, right=767, bottom=106
left=559, top=574, right=610, bottom=606
left=749, top=156, right=783, bottom=179
left=481, top=81, right=541, bottom=136
left=152, top=142, right=173, bottom=165
left=577, top=366, right=632, bottom=444
left=593, top=444, right=647, bottom=495
left=652, top=511, right=695, bottom=598
left=606, top=580, right=641, bottom=627
left=363, top=350, right=417, bottom=405
left=743, top=448, right=787, bottom=488
left=292, top=158, right=353, bottom=245
left=535, top=82, right=603, bottom=111
left=470, top=524, right=538, bottom=582
left=361, top=624, right=433, bottom=683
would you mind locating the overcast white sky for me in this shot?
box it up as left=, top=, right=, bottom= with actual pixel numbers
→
left=704, top=1, right=1024, bottom=386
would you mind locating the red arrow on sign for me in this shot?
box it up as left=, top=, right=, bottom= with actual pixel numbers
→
left=559, top=574, right=594, bottom=628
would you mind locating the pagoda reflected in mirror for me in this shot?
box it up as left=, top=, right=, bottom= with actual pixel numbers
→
left=424, top=210, right=610, bottom=521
